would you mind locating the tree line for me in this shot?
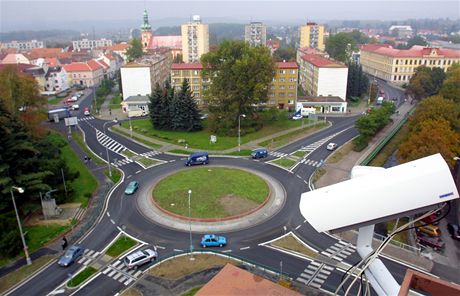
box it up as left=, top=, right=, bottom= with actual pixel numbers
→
left=149, top=79, right=202, bottom=131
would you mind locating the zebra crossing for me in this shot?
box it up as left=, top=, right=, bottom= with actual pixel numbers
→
left=112, top=158, right=133, bottom=168
left=299, top=158, right=322, bottom=168
left=139, top=150, right=162, bottom=158
left=77, top=249, right=101, bottom=266
left=102, top=259, right=144, bottom=286
left=321, top=241, right=356, bottom=262
left=296, top=261, right=334, bottom=289
left=78, top=116, right=95, bottom=122
left=96, top=129, right=127, bottom=154
left=269, top=151, right=288, bottom=158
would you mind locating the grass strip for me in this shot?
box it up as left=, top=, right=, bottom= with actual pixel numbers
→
left=106, top=236, right=137, bottom=258
left=271, top=234, right=318, bottom=258
left=369, top=124, right=409, bottom=167
left=67, top=266, right=97, bottom=288
left=0, top=255, right=56, bottom=294
left=225, top=150, right=252, bottom=156
left=136, top=157, right=160, bottom=167
left=327, top=141, right=354, bottom=164
left=292, top=151, right=305, bottom=158
left=72, top=132, right=105, bottom=165
left=24, top=224, right=70, bottom=253
left=121, top=150, right=137, bottom=158
left=271, top=158, right=296, bottom=169
left=259, top=122, right=327, bottom=149
left=105, top=169, right=122, bottom=183
left=168, top=149, right=191, bottom=155
left=112, top=126, right=161, bottom=149
left=120, top=288, right=142, bottom=296
left=149, top=254, right=237, bottom=279
left=311, top=168, right=326, bottom=185
left=182, top=286, right=202, bottom=296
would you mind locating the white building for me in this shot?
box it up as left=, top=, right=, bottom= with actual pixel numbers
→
left=245, top=22, right=267, bottom=47
left=0, top=40, right=44, bottom=51
left=72, top=38, right=113, bottom=51
left=299, top=54, right=348, bottom=101
left=388, top=25, right=413, bottom=38
left=44, top=66, right=69, bottom=95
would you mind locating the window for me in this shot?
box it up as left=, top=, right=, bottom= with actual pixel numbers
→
left=279, top=70, right=286, bottom=74
left=272, top=78, right=276, bottom=82
left=183, top=71, right=190, bottom=75
left=395, top=60, right=399, bottom=65
left=289, top=78, right=297, bottom=82
left=279, top=78, right=285, bottom=82
left=193, top=78, right=199, bottom=83
left=395, top=67, right=398, bottom=73
left=278, top=92, right=285, bottom=97
left=193, top=86, right=200, bottom=91
left=288, top=100, right=294, bottom=104
left=193, top=70, right=199, bottom=75
left=288, top=92, right=294, bottom=97
left=409, top=60, right=412, bottom=65
left=290, top=70, right=296, bottom=74
left=405, top=60, right=408, bottom=65
left=280, top=85, right=285, bottom=89
left=289, top=85, right=295, bottom=89
left=270, top=86, right=275, bottom=89
left=331, top=106, right=341, bottom=112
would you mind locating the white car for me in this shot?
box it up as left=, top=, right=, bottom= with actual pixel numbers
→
left=292, top=114, right=303, bottom=120
left=123, top=248, right=157, bottom=269
left=327, top=143, right=338, bottom=151
left=71, top=104, right=79, bottom=110
left=68, top=96, right=78, bottom=102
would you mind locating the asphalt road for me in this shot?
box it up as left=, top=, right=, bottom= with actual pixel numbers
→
left=5, top=91, right=434, bottom=296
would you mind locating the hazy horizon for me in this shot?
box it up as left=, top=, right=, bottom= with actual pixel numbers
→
left=1, top=1, right=459, bottom=32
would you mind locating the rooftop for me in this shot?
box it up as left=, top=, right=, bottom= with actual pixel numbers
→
left=360, top=44, right=460, bottom=58
left=276, top=61, right=298, bottom=69
left=171, top=63, right=204, bottom=70
left=298, top=95, right=344, bottom=103
left=301, top=54, right=346, bottom=68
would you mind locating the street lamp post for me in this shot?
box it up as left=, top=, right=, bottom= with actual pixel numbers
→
left=238, top=114, right=246, bottom=152
left=103, top=119, right=117, bottom=177
left=128, top=116, right=133, bottom=138
left=188, top=189, right=194, bottom=260
left=10, top=186, right=32, bottom=265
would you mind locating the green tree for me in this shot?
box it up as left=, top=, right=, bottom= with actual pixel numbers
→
left=406, top=35, right=428, bottom=48
left=201, top=40, right=275, bottom=134
left=325, top=32, right=356, bottom=63
left=273, top=47, right=296, bottom=62
left=179, top=79, right=202, bottom=131
left=406, top=66, right=446, bottom=101
left=439, top=64, right=460, bottom=102
left=149, top=83, right=163, bottom=128
left=346, top=63, right=369, bottom=99
left=158, top=80, right=173, bottom=130
left=125, top=38, right=143, bottom=62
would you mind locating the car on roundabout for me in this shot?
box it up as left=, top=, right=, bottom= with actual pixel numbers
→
left=251, top=148, right=268, bottom=159
left=58, top=245, right=83, bottom=267
left=200, top=234, right=227, bottom=248
left=125, top=181, right=139, bottom=195
left=123, top=248, right=157, bottom=269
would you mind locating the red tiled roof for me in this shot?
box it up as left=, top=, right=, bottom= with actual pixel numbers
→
left=26, top=48, right=64, bottom=59
left=361, top=44, right=460, bottom=58
left=301, top=54, right=346, bottom=68
left=105, top=53, right=115, bottom=60
left=63, top=60, right=102, bottom=72
left=45, top=57, right=59, bottom=67
left=276, top=61, right=298, bottom=69
left=96, top=60, right=109, bottom=68
left=104, top=43, right=131, bottom=51
left=87, top=59, right=103, bottom=71
left=196, top=264, right=301, bottom=296
left=298, top=47, right=324, bottom=55
left=171, top=63, right=203, bottom=70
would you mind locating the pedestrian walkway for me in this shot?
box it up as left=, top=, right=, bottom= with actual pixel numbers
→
left=102, top=260, right=144, bottom=286
left=296, top=262, right=334, bottom=289
left=96, top=129, right=127, bottom=154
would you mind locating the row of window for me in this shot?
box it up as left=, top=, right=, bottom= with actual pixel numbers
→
left=268, top=92, right=296, bottom=97
left=272, top=78, right=297, bottom=82
left=394, top=59, right=455, bottom=66
left=271, top=85, right=296, bottom=90
left=278, top=70, right=297, bottom=74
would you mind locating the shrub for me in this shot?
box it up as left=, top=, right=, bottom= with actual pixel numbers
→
left=352, top=135, right=369, bottom=151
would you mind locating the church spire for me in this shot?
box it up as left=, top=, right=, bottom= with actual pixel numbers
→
left=141, top=9, right=152, bottom=32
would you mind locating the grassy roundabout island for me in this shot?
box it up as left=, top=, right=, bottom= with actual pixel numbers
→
left=152, top=167, right=269, bottom=219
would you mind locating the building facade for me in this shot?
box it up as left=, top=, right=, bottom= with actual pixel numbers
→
left=360, top=44, right=460, bottom=84
left=170, top=63, right=209, bottom=105
left=63, top=60, right=104, bottom=87
left=1, top=40, right=45, bottom=51
left=388, top=25, right=413, bottom=38
left=44, top=66, right=69, bottom=95
left=181, top=15, right=209, bottom=63
left=245, top=22, right=267, bottom=47
left=72, top=38, right=113, bottom=51
left=299, top=22, right=325, bottom=51
left=299, top=54, right=348, bottom=101
left=120, top=52, right=173, bottom=100
left=268, top=62, right=298, bottom=110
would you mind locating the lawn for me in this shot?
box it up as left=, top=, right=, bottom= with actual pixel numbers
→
left=259, top=122, right=327, bottom=149
left=67, top=266, right=97, bottom=288
left=168, top=149, right=191, bottom=155
left=136, top=157, right=160, bottom=167
left=106, top=236, right=137, bottom=257
left=123, top=111, right=309, bottom=150
left=24, top=224, right=70, bottom=253
left=153, top=167, right=269, bottom=218
left=271, top=158, right=296, bottom=169
left=271, top=234, right=318, bottom=258
left=111, top=125, right=162, bottom=149
left=225, top=149, right=252, bottom=156
left=72, top=132, right=105, bottom=165
left=47, top=97, right=62, bottom=105
left=121, top=149, right=137, bottom=158
left=110, top=93, right=122, bottom=107
left=182, top=286, right=202, bottom=296
left=105, top=168, right=122, bottom=184
left=292, top=151, right=305, bottom=158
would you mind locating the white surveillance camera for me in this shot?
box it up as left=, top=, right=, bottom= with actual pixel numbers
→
left=300, top=153, right=459, bottom=233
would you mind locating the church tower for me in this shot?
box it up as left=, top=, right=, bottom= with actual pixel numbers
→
left=140, top=9, right=153, bottom=49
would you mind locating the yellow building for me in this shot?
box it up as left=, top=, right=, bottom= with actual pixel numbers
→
left=181, top=15, right=209, bottom=63
left=170, top=63, right=210, bottom=105
left=299, top=22, right=325, bottom=51
left=268, top=62, right=299, bottom=110
left=360, top=44, right=460, bottom=84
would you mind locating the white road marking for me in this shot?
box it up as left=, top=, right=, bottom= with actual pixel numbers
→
left=155, top=245, right=166, bottom=249
left=106, top=212, right=110, bottom=217
left=222, top=250, right=232, bottom=253
left=47, top=289, right=65, bottom=295
left=127, top=175, right=132, bottom=179
left=240, top=246, right=250, bottom=250
left=110, top=219, right=115, bottom=224
left=173, top=249, right=183, bottom=252
left=295, top=225, right=301, bottom=230
left=135, top=170, right=141, bottom=174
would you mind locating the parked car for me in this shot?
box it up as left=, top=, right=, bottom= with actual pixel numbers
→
left=123, top=248, right=157, bottom=269
left=447, top=223, right=460, bottom=241
left=84, top=107, right=91, bottom=116
left=292, top=114, right=303, bottom=120
left=185, top=151, right=209, bottom=166
left=58, top=245, right=83, bottom=267
left=200, top=234, right=227, bottom=248
left=71, top=104, right=79, bottom=110
left=76, top=91, right=84, bottom=98
left=68, top=96, right=78, bottom=102
left=125, top=181, right=139, bottom=195
left=326, top=143, right=338, bottom=151
left=416, top=223, right=441, bottom=237
left=251, top=148, right=268, bottom=159
left=416, top=233, right=445, bottom=251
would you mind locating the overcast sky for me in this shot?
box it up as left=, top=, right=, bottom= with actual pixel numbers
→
left=1, top=1, right=459, bottom=31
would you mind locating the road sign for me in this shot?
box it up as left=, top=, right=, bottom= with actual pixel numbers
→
left=210, top=135, right=217, bottom=144
left=64, top=117, right=78, bottom=126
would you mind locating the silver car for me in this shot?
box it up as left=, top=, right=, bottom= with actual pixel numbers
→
left=123, top=248, right=157, bottom=269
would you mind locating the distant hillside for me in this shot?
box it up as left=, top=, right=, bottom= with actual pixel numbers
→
left=0, top=30, right=80, bottom=42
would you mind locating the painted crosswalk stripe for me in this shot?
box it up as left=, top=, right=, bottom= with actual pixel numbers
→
left=118, top=275, right=127, bottom=283
left=103, top=267, right=111, bottom=274
left=134, top=271, right=142, bottom=277
left=113, top=273, right=122, bottom=280
left=124, top=278, right=133, bottom=286
left=108, top=270, right=117, bottom=277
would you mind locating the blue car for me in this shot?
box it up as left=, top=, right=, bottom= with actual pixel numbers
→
left=125, top=181, right=139, bottom=195
left=251, top=148, right=268, bottom=159
left=185, top=152, right=209, bottom=166
left=200, top=234, right=227, bottom=248
left=58, top=245, right=83, bottom=267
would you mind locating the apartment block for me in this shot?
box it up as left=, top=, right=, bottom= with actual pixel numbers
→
left=299, top=22, right=325, bottom=51
left=72, top=38, right=113, bottom=51
left=360, top=44, right=460, bottom=84
left=121, top=51, right=173, bottom=100
left=63, top=60, right=104, bottom=87
left=0, top=40, right=44, bottom=51
left=170, top=63, right=209, bottom=105
left=245, top=22, right=267, bottom=47
left=181, top=15, right=209, bottom=63
left=268, top=62, right=298, bottom=110
left=299, top=54, right=348, bottom=101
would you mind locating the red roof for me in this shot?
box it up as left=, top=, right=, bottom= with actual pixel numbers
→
left=45, top=57, right=59, bottom=67
left=361, top=44, right=460, bottom=58
left=298, top=47, right=324, bottom=55
left=150, top=36, right=182, bottom=49
left=87, top=60, right=103, bottom=71
left=196, top=264, right=301, bottom=296
left=63, top=60, right=102, bottom=72
left=301, top=54, right=346, bottom=68
left=276, top=62, right=298, bottom=69
left=96, top=60, right=109, bottom=69
left=171, top=63, right=203, bottom=70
